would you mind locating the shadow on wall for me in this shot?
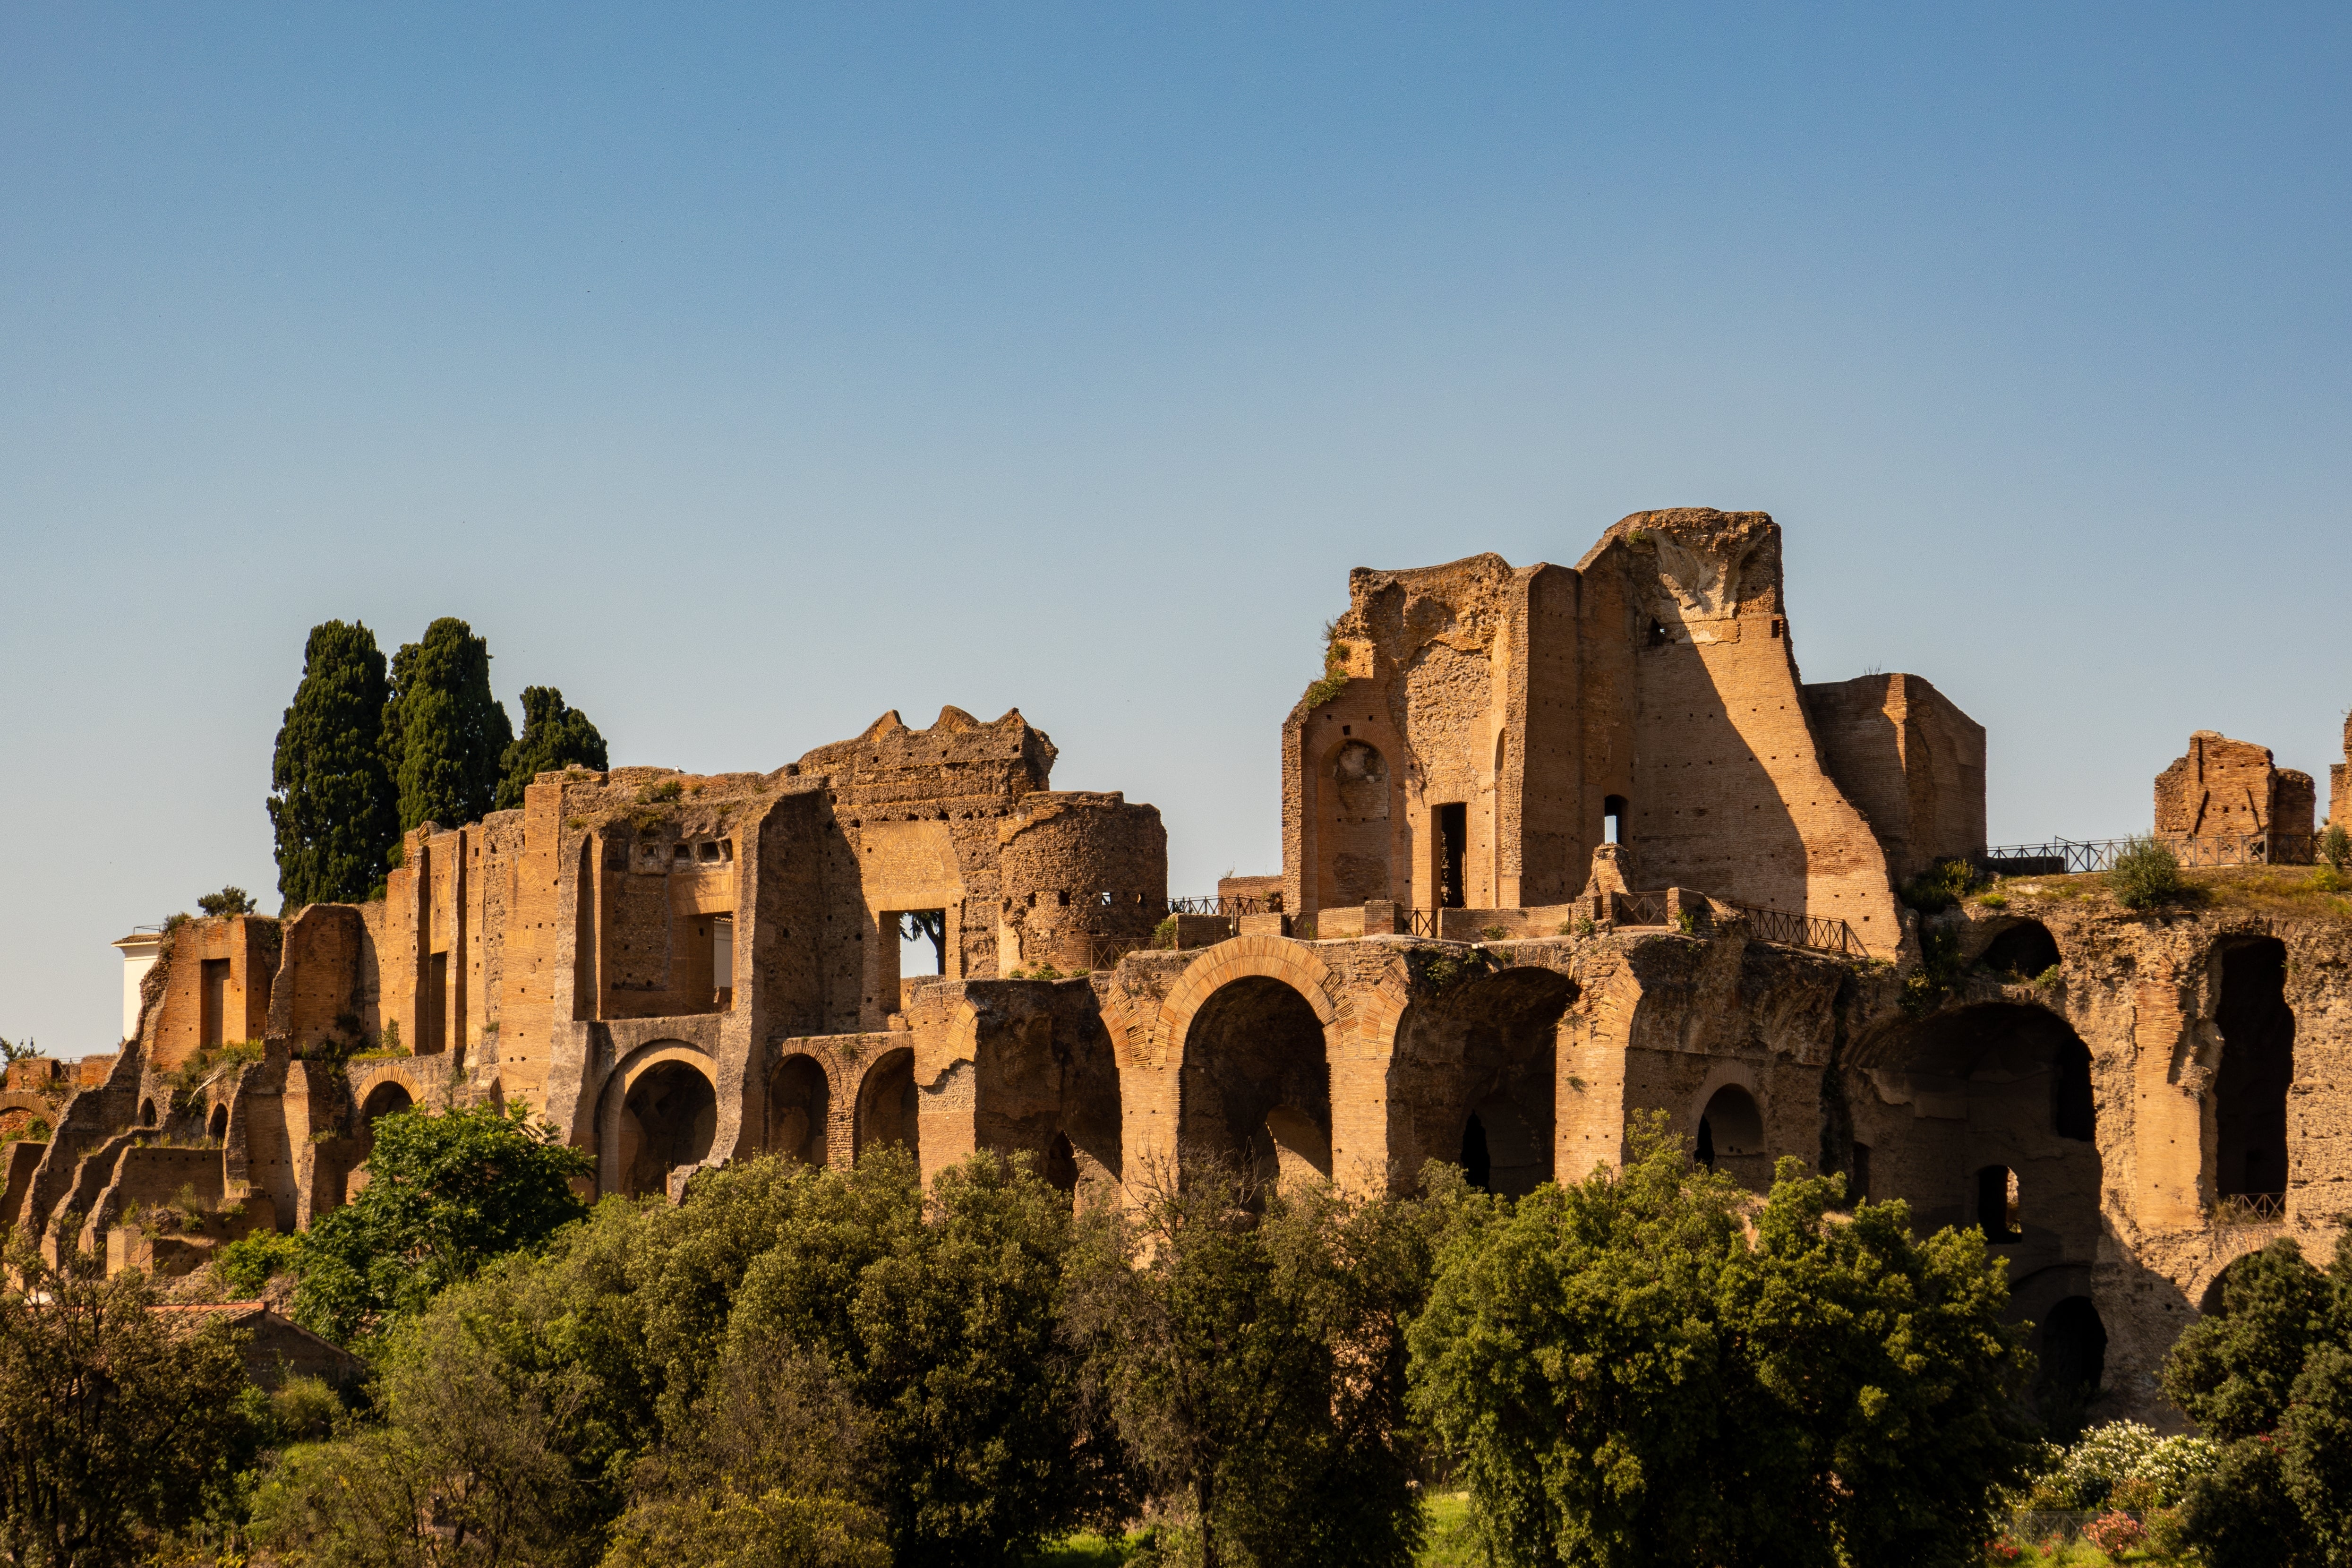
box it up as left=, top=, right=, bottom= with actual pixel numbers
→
left=855, top=1047, right=917, bottom=1163
left=769, top=1053, right=830, bottom=1167
left=1390, top=967, right=1574, bottom=1197
left=1179, top=976, right=1330, bottom=1193
left=620, top=1062, right=716, bottom=1198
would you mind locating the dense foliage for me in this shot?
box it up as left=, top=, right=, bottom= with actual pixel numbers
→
left=268, top=619, right=399, bottom=906
left=1408, top=1117, right=2038, bottom=1568
left=224, top=1103, right=594, bottom=1345
left=1065, top=1165, right=1442, bottom=1568
left=495, top=685, right=609, bottom=810
left=383, top=617, right=515, bottom=835
left=2161, top=1235, right=2352, bottom=1567
left=248, top=1150, right=1117, bottom=1567
left=0, top=1237, right=260, bottom=1567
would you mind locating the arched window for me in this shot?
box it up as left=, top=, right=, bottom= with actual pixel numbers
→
left=2038, top=1296, right=2108, bottom=1418
left=208, top=1104, right=229, bottom=1141
left=138, top=1098, right=156, bottom=1128
left=1696, top=1084, right=1763, bottom=1170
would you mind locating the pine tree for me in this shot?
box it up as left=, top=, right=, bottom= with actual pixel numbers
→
left=382, top=618, right=513, bottom=834
left=268, top=621, right=398, bottom=906
left=495, top=685, right=610, bottom=809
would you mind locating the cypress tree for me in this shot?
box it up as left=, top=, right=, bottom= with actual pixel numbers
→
left=268, top=621, right=398, bottom=906
left=382, top=618, right=513, bottom=833
left=494, top=686, right=609, bottom=809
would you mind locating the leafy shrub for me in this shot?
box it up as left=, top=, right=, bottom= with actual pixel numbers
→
left=1150, top=917, right=1178, bottom=950
left=2322, top=823, right=2351, bottom=873
left=196, top=886, right=259, bottom=918
left=637, top=779, right=684, bottom=804
left=269, top=1375, right=344, bottom=1444
left=1480, top=924, right=1508, bottom=941
left=1300, top=618, right=1353, bottom=711
left=1976, top=889, right=2009, bottom=910
left=216, top=1230, right=303, bottom=1298
left=1899, top=859, right=1985, bottom=913
left=2109, top=835, right=2185, bottom=910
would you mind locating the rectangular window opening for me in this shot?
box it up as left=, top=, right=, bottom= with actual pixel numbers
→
left=1436, top=804, right=1468, bottom=909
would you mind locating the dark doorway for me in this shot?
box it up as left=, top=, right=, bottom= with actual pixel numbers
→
left=2215, top=939, right=2294, bottom=1199
left=1045, top=1131, right=1079, bottom=1194
left=1460, top=1113, right=1492, bottom=1191
left=769, top=1054, right=830, bottom=1166
left=200, top=959, right=230, bottom=1048
left=424, top=952, right=448, bottom=1054
left=1603, top=794, right=1628, bottom=847
left=1849, top=1142, right=1872, bottom=1204
left=2052, top=1032, right=2095, bottom=1142
left=1977, top=1164, right=2020, bottom=1242
left=2037, top=1295, right=2108, bottom=1431
left=855, top=1047, right=919, bottom=1159
left=622, top=1062, right=718, bottom=1197
left=208, top=1104, right=229, bottom=1141
left=1436, top=804, right=1467, bottom=908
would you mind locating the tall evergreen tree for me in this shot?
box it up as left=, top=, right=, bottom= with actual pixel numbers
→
left=382, top=617, right=513, bottom=833
left=494, top=685, right=609, bottom=809
left=268, top=620, right=398, bottom=906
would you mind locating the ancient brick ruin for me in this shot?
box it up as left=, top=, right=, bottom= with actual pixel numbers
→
left=7, top=506, right=2348, bottom=1427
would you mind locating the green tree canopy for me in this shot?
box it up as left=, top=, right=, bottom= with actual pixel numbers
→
left=0, top=1235, right=261, bottom=1567
left=495, top=685, right=610, bottom=810
left=383, top=617, right=514, bottom=835
left=247, top=1150, right=1120, bottom=1568
left=2163, top=1235, right=2352, bottom=1568
left=1063, top=1166, right=1438, bottom=1568
left=268, top=619, right=397, bottom=906
left=258, top=1102, right=594, bottom=1345
left=1406, top=1119, right=2037, bottom=1568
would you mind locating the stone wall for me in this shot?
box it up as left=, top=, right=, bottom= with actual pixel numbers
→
left=2155, top=730, right=2318, bottom=845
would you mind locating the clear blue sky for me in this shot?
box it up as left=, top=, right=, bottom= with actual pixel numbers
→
left=4, top=4, right=2346, bottom=1054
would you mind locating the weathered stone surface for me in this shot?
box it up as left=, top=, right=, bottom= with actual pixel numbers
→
left=21, top=506, right=2352, bottom=1439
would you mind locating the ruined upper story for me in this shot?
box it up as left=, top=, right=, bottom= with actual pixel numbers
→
left=1282, top=508, right=1983, bottom=945
left=2158, top=730, right=2318, bottom=848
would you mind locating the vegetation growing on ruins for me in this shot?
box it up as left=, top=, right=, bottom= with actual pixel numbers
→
left=495, top=686, right=610, bottom=810
left=195, top=885, right=257, bottom=917
left=1409, top=1116, right=2037, bottom=1568
left=1899, top=857, right=1990, bottom=914
left=2107, top=836, right=2187, bottom=911
left=382, top=617, right=516, bottom=838
left=267, top=619, right=400, bottom=907
left=1300, top=618, right=1353, bottom=711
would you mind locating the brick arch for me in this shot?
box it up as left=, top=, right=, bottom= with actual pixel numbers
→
left=349, top=1059, right=433, bottom=1117
left=596, top=1039, right=718, bottom=1198
left=1142, top=936, right=1410, bottom=1194
left=1150, top=936, right=1343, bottom=1069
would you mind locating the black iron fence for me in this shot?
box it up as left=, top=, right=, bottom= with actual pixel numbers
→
left=1710, top=898, right=1872, bottom=958
left=1088, top=935, right=1145, bottom=971
left=1165, top=894, right=1283, bottom=917
left=1977, top=833, right=2322, bottom=876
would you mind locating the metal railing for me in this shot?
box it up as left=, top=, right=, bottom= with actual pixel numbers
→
left=1613, top=891, right=1673, bottom=927
left=1978, top=833, right=2321, bottom=876
left=1709, top=898, right=1872, bottom=958
left=2210, top=1191, right=2288, bottom=1226
left=1165, top=894, right=1283, bottom=917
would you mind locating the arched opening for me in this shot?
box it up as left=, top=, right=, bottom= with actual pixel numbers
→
left=1178, top=976, right=1329, bottom=1189
left=207, top=1104, right=229, bottom=1141
left=2036, top=1295, right=2108, bottom=1429
left=1846, top=1003, right=2102, bottom=1257
left=1603, top=794, right=1628, bottom=846
left=1392, top=967, right=1570, bottom=1197
left=768, top=1053, right=830, bottom=1167
left=1044, top=1131, right=1078, bottom=1194
left=619, top=1061, right=717, bottom=1199
left=1983, top=920, right=2061, bottom=980
left=1976, top=1164, right=2020, bottom=1242
left=854, top=1047, right=917, bottom=1162
left=359, top=1081, right=413, bottom=1124
left=1459, top=1113, right=1491, bottom=1191
left=1697, top=1084, right=1766, bottom=1187
left=138, top=1099, right=157, bottom=1128
left=2215, top=938, right=2294, bottom=1200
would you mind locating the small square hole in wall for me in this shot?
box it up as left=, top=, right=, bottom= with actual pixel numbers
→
left=698, top=841, right=722, bottom=863
left=672, top=843, right=691, bottom=864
